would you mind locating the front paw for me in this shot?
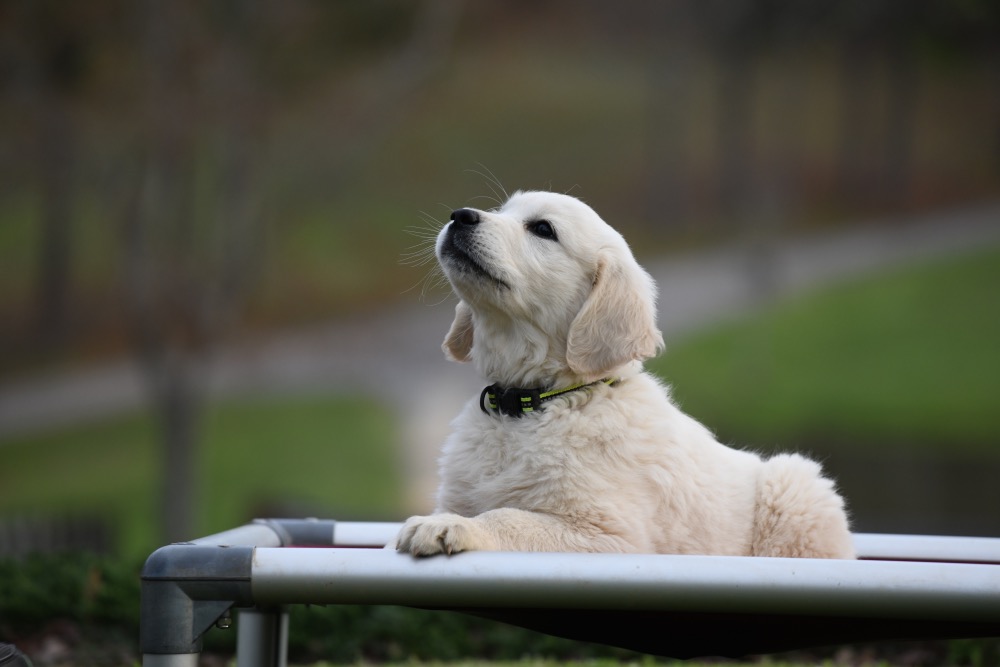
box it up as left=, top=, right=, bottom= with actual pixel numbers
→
left=395, top=513, right=495, bottom=557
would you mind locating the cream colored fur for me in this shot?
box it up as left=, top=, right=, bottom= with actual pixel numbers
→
left=396, top=191, right=854, bottom=559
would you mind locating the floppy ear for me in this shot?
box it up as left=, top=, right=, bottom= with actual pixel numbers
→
left=566, top=251, right=664, bottom=378
left=442, top=300, right=474, bottom=362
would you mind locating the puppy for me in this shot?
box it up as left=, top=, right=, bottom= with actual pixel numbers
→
left=396, top=191, right=854, bottom=559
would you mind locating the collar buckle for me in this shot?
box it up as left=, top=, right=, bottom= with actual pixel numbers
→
left=499, top=386, right=540, bottom=417
left=481, top=384, right=541, bottom=418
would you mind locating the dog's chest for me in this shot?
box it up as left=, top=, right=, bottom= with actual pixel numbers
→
left=480, top=421, right=574, bottom=476
left=446, top=409, right=615, bottom=513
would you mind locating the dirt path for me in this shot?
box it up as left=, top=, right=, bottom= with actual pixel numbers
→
left=2, top=201, right=999, bottom=510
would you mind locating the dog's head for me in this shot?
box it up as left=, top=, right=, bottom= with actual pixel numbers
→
left=436, top=191, right=663, bottom=386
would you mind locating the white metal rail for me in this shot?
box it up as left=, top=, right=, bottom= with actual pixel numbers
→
left=140, top=520, right=1000, bottom=667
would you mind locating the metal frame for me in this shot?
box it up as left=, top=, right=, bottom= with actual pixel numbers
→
left=140, top=519, right=1000, bottom=667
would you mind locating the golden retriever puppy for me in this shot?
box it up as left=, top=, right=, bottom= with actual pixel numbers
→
left=396, top=191, right=854, bottom=559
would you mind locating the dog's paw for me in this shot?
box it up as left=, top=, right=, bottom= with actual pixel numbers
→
left=395, top=513, right=495, bottom=557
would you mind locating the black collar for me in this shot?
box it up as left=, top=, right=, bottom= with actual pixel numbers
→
left=480, top=378, right=618, bottom=418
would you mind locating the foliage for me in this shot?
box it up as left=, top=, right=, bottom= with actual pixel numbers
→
left=0, top=553, right=140, bottom=635
left=282, top=605, right=640, bottom=664
left=948, top=638, right=1000, bottom=667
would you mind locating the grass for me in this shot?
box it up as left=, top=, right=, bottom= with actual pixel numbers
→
left=647, top=244, right=1000, bottom=455
left=0, top=395, right=401, bottom=557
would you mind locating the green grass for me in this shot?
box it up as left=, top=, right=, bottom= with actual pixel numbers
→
left=0, top=396, right=401, bottom=557
left=648, top=244, right=1000, bottom=454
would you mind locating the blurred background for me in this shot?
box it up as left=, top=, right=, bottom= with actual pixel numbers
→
left=1, top=0, right=999, bottom=567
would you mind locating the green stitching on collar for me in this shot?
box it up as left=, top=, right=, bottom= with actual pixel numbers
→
left=481, top=378, right=618, bottom=418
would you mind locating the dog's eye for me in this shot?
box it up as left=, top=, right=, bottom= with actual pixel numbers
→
left=527, top=220, right=557, bottom=241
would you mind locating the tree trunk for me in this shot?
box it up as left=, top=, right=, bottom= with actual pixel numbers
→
left=643, top=2, right=696, bottom=230
left=882, top=37, right=918, bottom=208
left=716, top=43, right=756, bottom=227
left=34, top=95, right=74, bottom=346
left=157, top=352, right=204, bottom=544
left=836, top=36, right=878, bottom=206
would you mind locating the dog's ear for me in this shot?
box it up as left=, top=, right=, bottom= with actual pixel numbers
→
left=566, top=251, right=664, bottom=377
left=442, top=300, right=474, bottom=362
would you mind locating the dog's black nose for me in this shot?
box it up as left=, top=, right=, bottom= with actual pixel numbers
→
left=450, top=208, right=480, bottom=226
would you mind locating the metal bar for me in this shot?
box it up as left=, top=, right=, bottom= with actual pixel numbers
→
left=853, top=533, right=1000, bottom=564
left=140, top=544, right=255, bottom=664
left=309, top=520, right=1000, bottom=625
left=190, top=522, right=284, bottom=547
left=236, top=608, right=288, bottom=667
left=250, top=548, right=1000, bottom=625
left=141, top=654, right=200, bottom=667
left=254, top=518, right=336, bottom=547
left=332, top=521, right=400, bottom=547
left=326, top=522, right=1000, bottom=562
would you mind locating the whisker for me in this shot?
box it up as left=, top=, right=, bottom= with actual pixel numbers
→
left=401, top=262, right=450, bottom=304
left=400, top=251, right=438, bottom=268
left=400, top=208, right=450, bottom=299
left=403, top=227, right=440, bottom=241
left=418, top=210, right=447, bottom=226
left=399, top=234, right=438, bottom=263
left=477, top=162, right=509, bottom=200
left=468, top=193, right=502, bottom=208
left=465, top=163, right=509, bottom=208
left=464, top=173, right=502, bottom=208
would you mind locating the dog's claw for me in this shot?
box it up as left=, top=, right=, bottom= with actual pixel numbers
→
left=394, top=514, right=491, bottom=557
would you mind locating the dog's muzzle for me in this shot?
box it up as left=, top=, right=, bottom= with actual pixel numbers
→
left=439, top=210, right=510, bottom=290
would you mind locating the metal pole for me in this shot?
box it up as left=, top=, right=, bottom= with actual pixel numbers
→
left=237, top=607, right=289, bottom=667
left=250, top=547, right=1000, bottom=623
left=142, top=654, right=200, bottom=667
left=140, top=544, right=256, bottom=665
left=190, top=522, right=284, bottom=547
left=852, top=533, right=1000, bottom=563
left=332, top=521, right=400, bottom=547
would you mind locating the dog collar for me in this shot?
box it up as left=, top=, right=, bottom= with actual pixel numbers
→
left=480, top=378, right=618, bottom=418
